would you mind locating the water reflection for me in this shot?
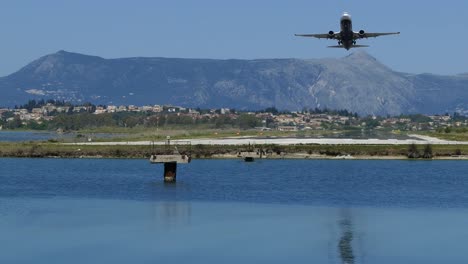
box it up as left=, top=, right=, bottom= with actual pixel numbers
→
left=2, top=198, right=468, bottom=263
left=153, top=201, right=192, bottom=228
left=338, top=209, right=356, bottom=264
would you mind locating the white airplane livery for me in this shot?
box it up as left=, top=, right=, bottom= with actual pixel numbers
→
left=295, top=12, right=400, bottom=50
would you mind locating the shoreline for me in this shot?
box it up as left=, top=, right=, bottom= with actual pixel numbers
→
left=209, top=153, right=468, bottom=160
left=1, top=142, right=468, bottom=160
left=3, top=155, right=468, bottom=161
left=1, top=134, right=468, bottom=160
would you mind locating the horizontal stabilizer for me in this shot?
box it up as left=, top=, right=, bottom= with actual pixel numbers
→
left=327, top=45, right=370, bottom=49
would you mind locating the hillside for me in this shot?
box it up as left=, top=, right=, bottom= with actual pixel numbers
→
left=0, top=50, right=467, bottom=115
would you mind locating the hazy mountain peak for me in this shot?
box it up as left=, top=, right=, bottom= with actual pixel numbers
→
left=56, top=50, right=68, bottom=55
left=50, top=50, right=104, bottom=60
left=20, top=50, right=105, bottom=75
left=344, top=51, right=377, bottom=61
left=0, top=51, right=467, bottom=115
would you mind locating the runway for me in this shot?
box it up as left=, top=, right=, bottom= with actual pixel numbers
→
left=66, top=134, right=468, bottom=146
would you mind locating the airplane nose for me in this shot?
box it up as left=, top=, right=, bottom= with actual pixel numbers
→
left=341, top=12, right=351, bottom=20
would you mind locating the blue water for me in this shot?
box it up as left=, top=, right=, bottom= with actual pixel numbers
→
left=0, top=131, right=57, bottom=142
left=1, top=159, right=468, bottom=263
left=0, top=131, right=123, bottom=142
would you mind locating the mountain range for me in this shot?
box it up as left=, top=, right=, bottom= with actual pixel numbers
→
left=0, top=50, right=467, bottom=115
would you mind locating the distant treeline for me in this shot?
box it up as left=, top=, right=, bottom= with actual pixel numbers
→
left=1, top=112, right=264, bottom=131
left=256, top=107, right=359, bottom=118
left=12, top=100, right=359, bottom=116
left=2, top=99, right=467, bottom=132
left=51, top=112, right=263, bottom=130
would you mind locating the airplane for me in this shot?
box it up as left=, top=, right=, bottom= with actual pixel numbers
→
left=295, top=12, right=400, bottom=50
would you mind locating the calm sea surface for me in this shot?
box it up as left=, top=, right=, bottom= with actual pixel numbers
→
left=1, top=159, right=468, bottom=263
left=0, top=131, right=123, bottom=142
left=0, top=131, right=58, bottom=142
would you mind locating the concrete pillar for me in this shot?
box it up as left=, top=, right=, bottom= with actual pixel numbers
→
left=164, top=162, right=177, bottom=182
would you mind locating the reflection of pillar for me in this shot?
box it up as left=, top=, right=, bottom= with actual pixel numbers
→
left=164, top=162, right=177, bottom=182
left=159, top=202, right=192, bottom=226
left=339, top=218, right=355, bottom=264
left=338, top=210, right=355, bottom=264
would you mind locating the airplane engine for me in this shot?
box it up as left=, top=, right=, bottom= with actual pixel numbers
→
left=359, top=30, right=365, bottom=37
left=328, top=31, right=334, bottom=38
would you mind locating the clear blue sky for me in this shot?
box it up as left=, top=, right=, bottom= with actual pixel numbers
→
left=0, top=0, right=466, bottom=76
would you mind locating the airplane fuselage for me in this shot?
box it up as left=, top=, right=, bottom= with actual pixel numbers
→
left=295, top=12, right=399, bottom=50
left=339, top=13, right=354, bottom=50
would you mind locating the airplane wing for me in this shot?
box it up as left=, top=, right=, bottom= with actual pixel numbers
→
left=295, top=33, right=340, bottom=40
left=354, top=32, right=400, bottom=39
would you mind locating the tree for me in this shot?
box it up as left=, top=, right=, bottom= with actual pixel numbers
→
left=237, top=114, right=261, bottom=129
left=123, top=116, right=141, bottom=128
left=264, top=107, right=279, bottom=115
left=407, top=144, right=419, bottom=159
left=27, top=121, right=47, bottom=130
left=423, top=144, right=433, bottom=159
left=5, top=116, right=23, bottom=129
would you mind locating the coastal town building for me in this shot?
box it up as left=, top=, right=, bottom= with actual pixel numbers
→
left=1, top=100, right=467, bottom=132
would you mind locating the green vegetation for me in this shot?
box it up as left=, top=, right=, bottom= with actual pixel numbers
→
left=15, top=99, right=81, bottom=112
left=1, top=112, right=265, bottom=131
left=400, top=114, right=433, bottom=123
left=407, top=143, right=420, bottom=159
left=69, top=128, right=359, bottom=143
left=408, top=144, right=433, bottom=159
left=423, top=144, right=433, bottom=159
left=3, top=100, right=468, bottom=152
left=422, top=129, right=468, bottom=142
left=1, top=142, right=468, bottom=159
